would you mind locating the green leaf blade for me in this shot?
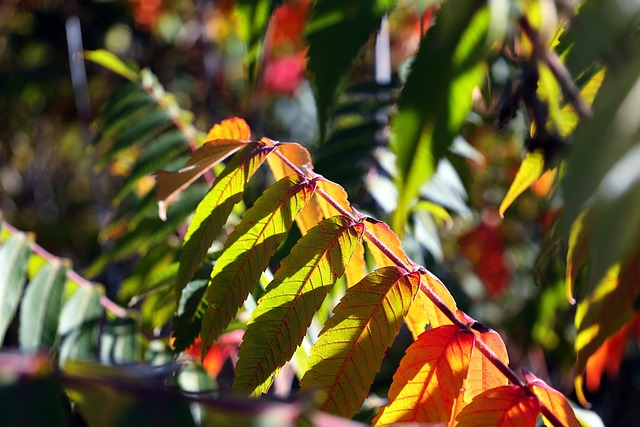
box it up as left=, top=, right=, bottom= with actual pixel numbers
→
left=233, top=216, right=365, bottom=396
left=19, top=262, right=68, bottom=351
left=391, top=1, right=493, bottom=235
left=176, top=143, right=275, bottom=298
left=201, top=175, right=317, bottom=352
left=300, top=267, right=420, bottom=418
left=0, top=232, right=31, bottom=343
left=83, top=49, right=140, bottom=82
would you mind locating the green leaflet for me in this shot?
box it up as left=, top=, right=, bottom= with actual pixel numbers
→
left=306, top=0, right=394, bottom=142
left=390, top=0, right=495, bottom=235
left=233, top=216, right=365, bottom=396
left=300, top=267, right=420, bottom=418
left=236, top=0, right=282, bottom=82
left=83, top=49, right=139, bottom=82
left=58, top=285, right=104, bottom=365
left=19, top=262, right=67, bottom=351
left=200, top=175, right=317, bottom=354
left=176, top=143, right=275, bottom=298
left=0, top=232, right=31, bottom=343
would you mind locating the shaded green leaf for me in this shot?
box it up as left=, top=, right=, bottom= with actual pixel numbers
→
left=106, top=108, right=173, bottom=162
left=0, top=232, right=31, bottom=343
left=201, top=175, right=316, bottom=353
left=177, top=143, right=275, bottom=298
left=234, top=216, right=365, bottom=396
left=19, top=262, right=67, bottom=351
left=236, top=0, right=282, bottom=81
left=100, top=318, right=141, bottom=364
left=58, top=286, right=104, bottom=364
left=300, top=267, right=420, bottom=418
left=390, top=0, right=497, bottom=235
left=306, top=0, right=394, bottom=141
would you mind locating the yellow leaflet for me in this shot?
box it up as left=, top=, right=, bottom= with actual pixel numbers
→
left=498, top=151, right=545, bottom=217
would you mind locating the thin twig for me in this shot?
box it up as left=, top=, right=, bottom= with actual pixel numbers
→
left=518, top=16, right=592, bottom=118
left=1, top=221, right=129, bottom=318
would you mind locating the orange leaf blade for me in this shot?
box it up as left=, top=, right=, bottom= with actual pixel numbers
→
left=373, top=325, right=475, bottom=426
left=156, top=139, right=247, bottom=219
left=523, top=370, right=581, bottom=427
left=205, top=117, right=252, bottom=142
left=455, top=385, right=540, bottom=427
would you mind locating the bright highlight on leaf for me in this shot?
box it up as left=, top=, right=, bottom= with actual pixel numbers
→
left=176, top=143, right=274, bottom=298
left=200, top=175, right=316, bottom=353
left=234, top=216, right=365, bottom=396
left=373, top=325, right=475, bottom=426
left=83, top=49, right=139, bottom=82
left=300, top=267, right=420, bottom=418
left=498, top=151, right=545, bottom=217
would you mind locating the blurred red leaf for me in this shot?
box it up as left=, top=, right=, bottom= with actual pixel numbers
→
left=459, top=223, right=511, bottom=298
left=184, top=330, right=244, bottom=377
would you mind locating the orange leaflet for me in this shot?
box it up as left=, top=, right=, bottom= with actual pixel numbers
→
left=373, top=325, right=475, bottom=426
left=156, top=140, right=247, bottom=220
left=315, top=179, right=366, bottom=287
left=523, top=370, right=581, bottom=427
left=155, top=117, right=252, bottom=220
left=183, top=330, right=243, bottom=377
left=452, top=312, right=510, bottom=418
left=363, top=220, right=410, bottom=269
left=584, top=313, right=640, bottom=394
left=454, top=385, right=540, bottom=427
left=205, top=117, right=251, bottom=141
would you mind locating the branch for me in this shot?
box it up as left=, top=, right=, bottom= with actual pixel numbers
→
left=1, top=221, right=129, bottom=318
left=272, top=145, right=568, bottom=425
left=518, top=16, right=592, bottom=118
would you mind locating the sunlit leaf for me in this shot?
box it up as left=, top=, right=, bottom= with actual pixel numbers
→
left=499, top=151, right=545, bottom=217
left=234, top=216, right=365, bottom=396
left=176, top=143, right=274, bottom=298
left=19, top=262, right=67, bottom=351
left=300, top=267, right=420, bottom=418
left=265, top=141, right=322, bottom=235
left=391, top=1, right=497, bottom=235
left=200, top=176, right=316, bottom=353
left=0, top=232, right=31, bottom=343
left=523, top=370, right=581, bottom=427
left=455, top=385, right=540, bottom=427
left=156, top=139, right=248, bottom=220
left=205, top=117, right=252, bottom=141
left=373, top=325, right=475, bottom=426
left=305, top=0, right=394, bottom=141
left=83, top=49, right=139, bottom=82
